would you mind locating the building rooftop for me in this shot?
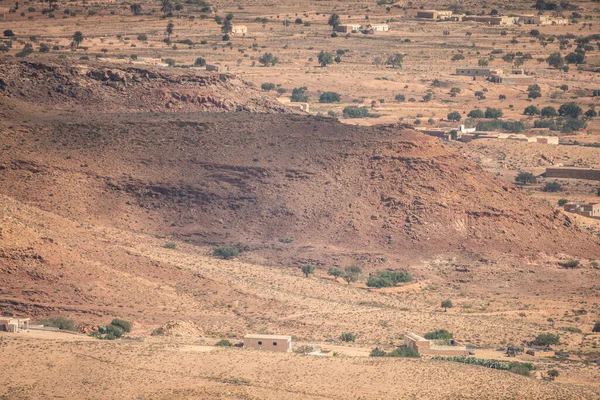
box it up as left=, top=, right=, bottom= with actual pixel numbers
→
left=244, top=334, right=292, bottom=340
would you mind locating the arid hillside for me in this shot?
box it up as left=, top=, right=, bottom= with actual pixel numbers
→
left=1, top=60, right=598, bottom=270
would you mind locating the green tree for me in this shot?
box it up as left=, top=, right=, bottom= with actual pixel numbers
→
left=72, top=31, right=84, bottom=47
left=447, top=111, right=461, bottom=121
left=478, top=58, right=489, bottom=67
left=194, top=57, right=206, bottom=67
left=544, top=181, right=562, bottom=192
left=558, top=102, right=582, bottom=118
left=541, top=106, right=557, bottom=117
left=485, top=107, right=503, bottom=118
left=584, top=109, right=597, bottom=118
left=3, top=30, right=15, bottom=37
left=441, top=299, right=453, bottom=311
left=565, top=51, right=585, bottom=64
left=546, top=52, right=564, bottom=69
left=343, top=265, right=361, bottom=285
left=523, top=105, right=540, bottom=116
left=165, top=21, right=174, bottom=39
left=593, top=322, right=600, bottom=333
left=394, top=94, right=405, bottom=102
left=317, top=50, right=333, bottom=67
left=130, top=3, right=142, bottom=15
left=527, top=84, right=542, bottom=99
left=328, top=267, right=343, bottom=279
left=328, top=13, right=341, bottom=28
left=468, top=109, right=485, bottom=118
left=161, top=0, right=174, bottom=17
left=386, top=53, right=404, bottom=68
left=222, top=18, right=232, bottom=34
left=515, top=171, right=537, bottom=184
left=301, top=264, right=315, bottom=278
left=290, top=86, right=308, bottom=102
left=319, top=92, right=341, bottom=103
left=261, top=82, right=275, bottom=91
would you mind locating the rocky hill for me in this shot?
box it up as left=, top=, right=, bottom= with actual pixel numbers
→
left=1, top=60, right=598, bottom=271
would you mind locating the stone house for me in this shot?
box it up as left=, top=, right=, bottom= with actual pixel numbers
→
left=243, top=334, right=292, bottom=352
left=0, top=317, right=30, bottom=333
left=334, top=24, right=362, bottom=33
left=403, top=333, right=469, bottom=356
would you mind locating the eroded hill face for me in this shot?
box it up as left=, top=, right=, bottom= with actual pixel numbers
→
left=1, top=60, right=598, bottom=269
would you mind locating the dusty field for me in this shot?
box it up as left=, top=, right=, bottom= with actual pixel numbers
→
left=2, top=332, right=600, bottom=399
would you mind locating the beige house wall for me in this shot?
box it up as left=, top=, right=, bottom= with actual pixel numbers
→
left=244, top=335, right=292, bottom=352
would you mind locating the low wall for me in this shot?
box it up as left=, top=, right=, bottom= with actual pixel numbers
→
left=546, top=168, right=600, bottom=181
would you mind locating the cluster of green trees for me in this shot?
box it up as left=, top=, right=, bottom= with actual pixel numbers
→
left=366, top=270, right=412, bottom=288
left=342, top=106, right=370, bottom=118
left=467, top=108, right=503, bottom=119
left=528, top=102, right=592, bottom=133
left=93, top=319, right=132, bottom=340
left=213, top=246, right=239, bottom=259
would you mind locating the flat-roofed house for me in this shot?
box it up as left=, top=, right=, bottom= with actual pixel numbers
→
left=231, top=25, right=247, bottom=36
left=243, top=334, right=292, bottom=352
left=368, top=24, right=389, bottom=32
left=0, top=317, right=30, bottom=333
left=334, top=24, right=362, bottom=33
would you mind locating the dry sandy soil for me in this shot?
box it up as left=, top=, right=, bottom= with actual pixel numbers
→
left=1, top=0, right=600, bottom=398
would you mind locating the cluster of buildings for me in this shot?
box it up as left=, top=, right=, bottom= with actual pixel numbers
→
left=455, top=68, right=536, bottom=86
left=417, top=126, right=559, bottom=145
left=416, top=10, right=568, bottom=26
left=564, top=202, right=600, bottom=219
left=334, top=23, right=389, bottom=33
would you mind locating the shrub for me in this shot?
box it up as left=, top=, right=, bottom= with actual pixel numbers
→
left=165, top=58, right=176, bottom=67
left=194, top=57, right=206, bottom=66
left=544, top=181, right=562, bottom=192
left=593, top=322, right=600, bottom=333
left=564, top=259, right=580, bottom=269
left=394, top=94, right=405, bottom=102
left=258, top=52, right=278, bottom=66
left=370, top=347, right=387, bottom=357
left=213, top=246, right=239, bottom=259
left=261, top=82, right=275, bottom=91
left=340, top=332, right=356, bottom=342
left=532, top=333, right=560, bottom=346
left=3, top=30, right=15, bottom=37
left=558, top=199, right=569, bottom=206
left=39, top=43, right=50, bottom=53
left=290, top=86, right=309, bottom=102
left=387, top=346, right=420, bottom=358
left=424, top=330, right=453, bottom=340
left=38, top=317, right=75, bottom=331
left=105, top=324, right=124, bottom=339
left=162, top=242, right=177, bottom=249
left=343, top=106, right=370, bottom=118
left=509, top=362, right=533, bottom=376
left=16, top=44, right=34, bottom=58
left=319, top=91, right=341, bottom=103
left=215, top=339, right=232, bottom=346
left=110, top=319, right=132, bottom=333
left=366, top=270, right=412, bottom=288
left=548, top=369, right=560, bottom=378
